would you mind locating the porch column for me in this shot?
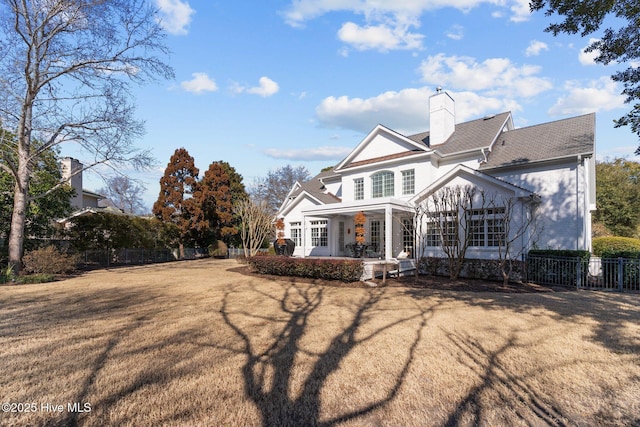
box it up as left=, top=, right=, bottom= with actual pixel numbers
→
left=302, top=214, right=306, bottom=258
left=385, top=205, right=393, bottom=260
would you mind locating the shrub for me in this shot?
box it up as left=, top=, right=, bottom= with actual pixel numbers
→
left=18, top=274, right=55, bottom=284
left=209, top=240, right=228, bottom=258
left=592, top=236, right=640, bottom=257
left=527, top=249, right=590, bottom=261
left=22, top=246, right=76, bottom=275
left=247, top=256, right=363, bottom=282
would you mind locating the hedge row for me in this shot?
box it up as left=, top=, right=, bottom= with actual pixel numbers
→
left=527, top=249, right=591, bottom=261
left=592, top=237, right=640, bottom=257
left=247, top=256, right=363, bottom=282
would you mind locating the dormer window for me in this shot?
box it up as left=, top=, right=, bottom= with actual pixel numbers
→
left=371, top=171, right=394, bottom=198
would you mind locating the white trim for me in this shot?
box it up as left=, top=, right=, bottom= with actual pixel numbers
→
left=334, top=124, right=430, bottom=172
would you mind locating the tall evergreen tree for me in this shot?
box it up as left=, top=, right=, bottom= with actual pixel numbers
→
left=200, top=162, right=234, bottom=244
left=153, top=148, right=205, bottom=251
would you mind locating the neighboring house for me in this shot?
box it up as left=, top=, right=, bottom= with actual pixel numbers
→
left=277, top=89, right=596, bottom=260
left=58, top=157, right=108, bottom=228
left=60, top=157, right=105, bottom=210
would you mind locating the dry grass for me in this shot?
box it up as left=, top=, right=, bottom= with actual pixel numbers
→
left=0, top=259, right=639, bottom=427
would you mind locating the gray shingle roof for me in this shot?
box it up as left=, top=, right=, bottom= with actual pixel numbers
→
left=406, top=112, right=512, bottom=155
left=289, top=169, right=341, bottom=204
left=479, top=113, right=595, bottom=170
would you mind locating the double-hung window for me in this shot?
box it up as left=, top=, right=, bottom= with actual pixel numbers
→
left=354, top=178, right=364, bottom=200
left=425, top=211, right=458, bottom=247
left=290, top=222, right=302, bottom=246
left=310, top=220, right=328, bottom=247
left=371, top=171, right=394, bottom=198
left=467, top=208, right=506, bottom=247
left=402, top=218, right=414, bottom=253
left=401, top=169, right=415, bottom=195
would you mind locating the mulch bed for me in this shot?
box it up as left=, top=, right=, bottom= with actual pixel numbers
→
left=230, top=265, right=572, bottom=293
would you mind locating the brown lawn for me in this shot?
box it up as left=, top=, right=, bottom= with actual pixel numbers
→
left=0, top=258, right=639, bottom=427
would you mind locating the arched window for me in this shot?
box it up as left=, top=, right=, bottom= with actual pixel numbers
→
left=371, top=171, right=394, bottom=198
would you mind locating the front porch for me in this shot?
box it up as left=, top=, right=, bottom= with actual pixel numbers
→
left=290, top=198, right=415, bottom=261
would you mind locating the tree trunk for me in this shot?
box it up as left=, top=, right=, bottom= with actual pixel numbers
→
left=8, top=175, right=29, bottom=274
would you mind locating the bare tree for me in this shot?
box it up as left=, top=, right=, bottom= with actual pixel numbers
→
left=249, top=165, right=310, bottom=213
left=422, top=185, right=479, bottom=279
left=488, top=194, right=540, bottom=286
left=0, top=0, right=173, bottom=271
left=98, top=176, right=147, bottom=214
left=235, top=198, right=273, bottom=257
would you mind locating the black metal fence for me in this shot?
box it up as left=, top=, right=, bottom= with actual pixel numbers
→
left=78, top=248, right=177, bottom=268
left=527, top=255, right=640, bottom=291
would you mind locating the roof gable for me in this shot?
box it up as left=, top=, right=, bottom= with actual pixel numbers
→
left=335, top=124, right=429, bottom=171
left=410, top=164, right=534, bottom=205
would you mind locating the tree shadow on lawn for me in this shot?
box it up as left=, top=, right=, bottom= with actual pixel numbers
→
left=219, top=280, right=434, bottom=427
left=403, top=287, right=640, bottom=357
left=441, top=328, right=568, bottom=427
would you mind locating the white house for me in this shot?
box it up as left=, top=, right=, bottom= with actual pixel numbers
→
left=277, top=89, right=596, bottom=262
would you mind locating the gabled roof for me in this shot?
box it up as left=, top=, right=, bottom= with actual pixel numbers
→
left=278, top=169, right=341, bottom=216
left=410, top=164, right=535, bottom=205
left=335, top=124, right=430, bottom=171
left=406, top=111, right=513, bottom=155
left=480, top=113, right=595, bottom=170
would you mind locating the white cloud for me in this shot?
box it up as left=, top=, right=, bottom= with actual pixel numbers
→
left=508, top=0, right=531, bottom=22
left=180, top=72, right=218, bottom=94
left=525, top=40, right=548, bottom=57
left=315, top=87, right=519, bottom=134
left=263, top=146, right=353, bottom=161
left=281, top=1, right=529, bottom=52
left=579, top=38, right=601, bottom=66
left=446, top=25, right=464, bottom=40
left=156, top=0, right=194, bottom=36
left=233, top=76, right=280, bottom=97
left=337, top=20, right=424, bottom=52
left=548, top=77, right=626, bottom=116
left=249, top=77, right=280, bottom=97
left=418, top=53, right=552, bottom=98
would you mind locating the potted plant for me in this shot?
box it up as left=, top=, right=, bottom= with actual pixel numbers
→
left=274, top=218, right=287, bottom=256
left=353, top=211, right=366, bottom=258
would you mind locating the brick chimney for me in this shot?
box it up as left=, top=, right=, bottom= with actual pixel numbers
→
left=429, top=87, right=455, bottom=146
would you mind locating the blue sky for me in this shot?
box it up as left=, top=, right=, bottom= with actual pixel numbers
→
left=80, top=0, right=639, bottom=210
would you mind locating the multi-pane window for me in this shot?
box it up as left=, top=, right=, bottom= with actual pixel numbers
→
left=338, top=221, right=345, bottom=252
left=371, top=171, right=394, bottom=198
left=425, top=211, right=458, bottom=247
left=402, top=169, right=415, bottom=195
left=467, top=208, right=506, bottom=247
left=370, top=220, right=380, bottom=249
left=354, top=178, right=364, bottom=200
left=310, top=220, right=328, bottom=247
left=425, top=223, right=440, bottom=247
left=402, top=218, right=414, bottom=254
left=290, top=222, right=301, bottom=246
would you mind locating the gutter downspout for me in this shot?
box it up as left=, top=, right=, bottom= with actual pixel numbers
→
left=576, top=154, right=582, bottom=250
